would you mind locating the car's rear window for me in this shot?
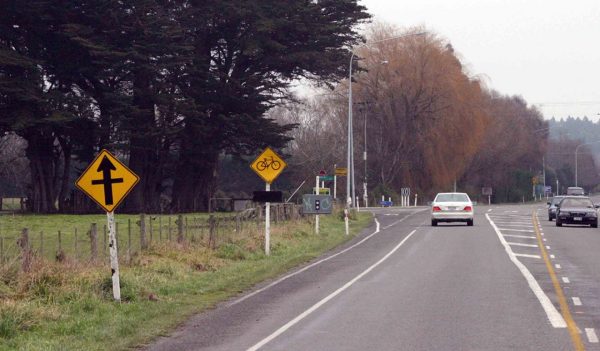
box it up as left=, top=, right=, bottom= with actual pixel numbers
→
left=560, top=198, right=593, bottom=208
left=551, top=197, right=563, bottom=205
left=435, top=194, right=469, bottom=202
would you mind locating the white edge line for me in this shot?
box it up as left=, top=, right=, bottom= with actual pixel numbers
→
left=585, top=328, right=599, bottom=343
left=486, top=213, right=566, bottom=328
left=246, top=229, right=418, bottom=351
left=228, top=210, right=419, bottom=307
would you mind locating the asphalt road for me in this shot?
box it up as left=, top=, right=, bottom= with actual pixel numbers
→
left=145, top=202, right=600, bottom=351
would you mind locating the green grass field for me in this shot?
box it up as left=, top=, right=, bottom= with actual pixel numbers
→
left=0, top=210, right=372, bottom=350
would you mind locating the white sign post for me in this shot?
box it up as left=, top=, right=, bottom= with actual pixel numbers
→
left=265, top=183, right=270, bottom=255
left=107, top=211, right=121, bottom=301
left=315, top=176, right=320, bottom=234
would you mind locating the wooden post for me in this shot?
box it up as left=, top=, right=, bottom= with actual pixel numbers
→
left=159, top=216, right=162, bottom=241
left=90, top=223, right=98, bottom=262
left=185, top=217, right=188, bottom=240
left=168, top=216, right=172, bottom=241
left=18, top=228, right=32, bottom=272
left=208, top=215, right=216, bottom=249
left=74, top=228, right=78, bottom=260
left=149, top=216, right=153, bottom=243
left=58, top=230, right=62, bottom=253
left=177, top=215, right=184, bottom=243
left=40, top=231, right=44, bottom=259
left=127, top=219, right=132, bottom=259
left=0, top=236, right=3, bottom=263
left=107, top=212, right=121, bottom=302
left=140, top=213, right=147, bottom=250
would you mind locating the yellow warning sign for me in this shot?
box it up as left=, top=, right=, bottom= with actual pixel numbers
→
left=250, top=147, right=287, bottom=184
left=75, top=149, right=140, bottom=212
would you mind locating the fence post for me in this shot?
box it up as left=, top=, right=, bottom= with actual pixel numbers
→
left=168, top=216, right=172, bottom=241
left=149, top=216, right=153, bottom=243
left=128, top=219, right=132, bottom=261
left=140, top=213, right=147, bottom=250
left=208, top=215, right=216, bottom=249
left=159, top=216, right=162, bottom=241
left=90, top=223, right=98, bottom=262
left=0, top=236, right=4, bottom=263
left=40, top=231, right=44, bottom=259
left=57, top=230, right=62, bottom=257
left=74, top=228, right=78, bottom=260
left=177, top=215, right=184, bottom=243
left=18, top=228, right=32, bottom=272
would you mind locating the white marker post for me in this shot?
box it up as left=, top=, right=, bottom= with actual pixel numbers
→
left=344, top=208, right=349, bottom=235
left=107, top=211, right=121, bottom=302
left=265, top=183, right=270, bottom=255
left=315, top=176, right=320, bottom=235
left=488, top=195, right=491, bottom=206
left=414, top=194, right=418, bottom=207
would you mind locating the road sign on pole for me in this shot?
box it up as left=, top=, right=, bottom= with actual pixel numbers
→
left=335, top=167, right=348, bottom=176
left=75, top=149, right=139, bottom=302
left=250, top=147, right=287, bottom=184
left=75, top=149, right=140, bottom=213
left=302, top=194, right=334, bottom=214
left=250, top=147, right=287, bottom=256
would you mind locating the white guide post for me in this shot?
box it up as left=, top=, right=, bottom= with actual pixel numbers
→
left=333, top=175, right=337, bottom=200
left=414, top=194, right=418, bottom=207
left=265, top=182, right=270, bottom=255
left=315, top=176, right=320, bottom=235
left=344, top=208, right=349, bottom=235
left=356, top=196, right=360, bottom=212
left=488, top=195, right=491, bottom=206
left=107, top=211, right=121, bottom=302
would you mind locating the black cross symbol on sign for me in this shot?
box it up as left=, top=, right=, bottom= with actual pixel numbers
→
left=91, top=156, right=124, bottom=205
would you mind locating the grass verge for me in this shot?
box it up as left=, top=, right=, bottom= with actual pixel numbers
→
left=0, top=210, right=372, bottom=350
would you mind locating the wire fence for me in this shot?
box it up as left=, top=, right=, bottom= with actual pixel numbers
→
left=0, top=203, right=303, bottom=269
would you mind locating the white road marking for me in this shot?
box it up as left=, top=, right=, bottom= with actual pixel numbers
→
left=543, top=238, right=547, bottom=242
left=563, top=277, right=570, bottom=283
left=230, top=210, right=421, bottom=307
left=485, top=214, right=566, bottom=328
left=555, top=264, right=561, bottom=269
left=502, top=234, right=536, bottom=239
left=487, top=209, right=492, bottom=212
left=246, top=230, right=418, bottom=351
left=586, top=328, right=599, bottom=343
left=546, top=246, right=551, bottom=250
left=498, top=228, right=535, bottom=233
left=514, top=253, right=541, bottom=259
left=506, top=242, right=538, bottom=248
left=550, top=254, right=555, bottom=259
left=572, top=297, right=582, bottom=306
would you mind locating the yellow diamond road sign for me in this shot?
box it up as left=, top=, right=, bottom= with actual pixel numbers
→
left=76, top=149, right=140, bottom=213
left=250, top=147, right=287, bottom=184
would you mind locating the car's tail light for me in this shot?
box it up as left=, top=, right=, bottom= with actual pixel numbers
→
left=463, top=206, right=472, bottom=212
left=433, top=206, right=442, bottom=212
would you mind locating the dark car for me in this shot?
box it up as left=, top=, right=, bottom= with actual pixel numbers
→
left=556, top=196, right=599, bottom=228
left=547, top=196, right=564, bottom=221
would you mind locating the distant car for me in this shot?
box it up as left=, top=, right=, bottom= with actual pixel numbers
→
left=431, top=192, right=474, bottom=226
left=555, top=196, right=599, bottom=228
left=547, top=196, right=564, bottom=221
left=566, top=187, right=585, bottom=196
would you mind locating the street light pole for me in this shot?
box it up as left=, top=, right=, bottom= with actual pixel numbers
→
left=347, top=31, right=427, bottom=209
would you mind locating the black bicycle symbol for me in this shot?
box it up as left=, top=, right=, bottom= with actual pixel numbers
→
left=256, top=156, right=281, bottom=171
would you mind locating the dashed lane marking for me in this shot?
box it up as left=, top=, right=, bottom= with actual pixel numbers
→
left=498, top=228, right=535, bottom=233
left=586, top=328, right=599, bottom=343
left=573, top=297, right=582, bottom=306
left=556, top=264, right=562, bottom=269
left=563, top=277, right=570, bottom=283
left=551, top=254, right=556, bottom=259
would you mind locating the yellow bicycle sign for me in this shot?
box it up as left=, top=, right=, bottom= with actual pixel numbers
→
left=250, top=147, right=287, bottom=184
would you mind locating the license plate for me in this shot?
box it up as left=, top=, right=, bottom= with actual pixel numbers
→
left=448, top=207, right=457, bottom=210
left=574, top=217, right=583, bottom=221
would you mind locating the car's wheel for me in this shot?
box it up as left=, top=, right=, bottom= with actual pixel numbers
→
left=467, top=219, right=474, bottom=226
left=556, top=218, right=562, bottom=227
left=431, top=219, right=438, bottom=227
left=592, top=221, right=598, bottom=228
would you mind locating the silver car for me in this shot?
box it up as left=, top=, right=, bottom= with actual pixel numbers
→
left=431, top=192, right=474, bottom=226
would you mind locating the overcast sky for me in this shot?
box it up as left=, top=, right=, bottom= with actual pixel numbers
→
left=359, top=0, right=600, bottom=121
